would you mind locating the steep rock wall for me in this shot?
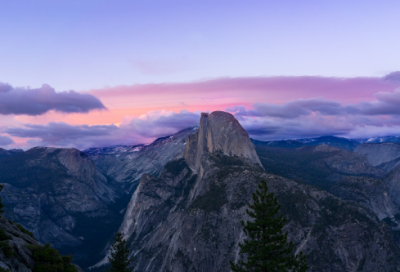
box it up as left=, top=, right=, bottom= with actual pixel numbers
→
left=184, top=111, right=262, bottom=175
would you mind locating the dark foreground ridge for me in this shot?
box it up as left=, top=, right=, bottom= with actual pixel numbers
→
left=0, top=214, right=84, bottom=271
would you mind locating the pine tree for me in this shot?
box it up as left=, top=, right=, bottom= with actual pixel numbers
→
left=230, top=180, right=308, bottom=272
left=107, top=232, right=134, bottom=272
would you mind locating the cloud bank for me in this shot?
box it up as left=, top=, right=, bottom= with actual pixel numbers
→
left=228, top=89, right=400, bottom=118
left=0, top=83, right=106, bottom=116
left=4, top=110, right=201, bottom=150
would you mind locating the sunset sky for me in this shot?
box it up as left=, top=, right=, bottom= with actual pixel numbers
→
left=1, top=0, right=400, bottom=149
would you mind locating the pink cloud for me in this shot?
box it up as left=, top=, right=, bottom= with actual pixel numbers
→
left=87, top=76, right=400, bottom=106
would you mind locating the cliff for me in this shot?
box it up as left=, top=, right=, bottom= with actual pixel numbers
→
left=184, top=111, right=262, bottom=175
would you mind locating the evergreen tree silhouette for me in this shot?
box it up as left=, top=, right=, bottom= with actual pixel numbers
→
left=107, top=232, right=134, bottom=272
left=230, top=180, right=308, bottom=272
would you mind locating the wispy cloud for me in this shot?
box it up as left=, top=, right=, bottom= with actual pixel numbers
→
left=0, top=83, right=106, bottom=116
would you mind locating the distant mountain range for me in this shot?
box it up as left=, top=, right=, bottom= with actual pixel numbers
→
left=252, top=135, right=400, bottom=151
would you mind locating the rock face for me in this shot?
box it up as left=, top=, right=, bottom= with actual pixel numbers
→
left=85, top=127, right=198, bottom=188
left=0, top=147, right=129, bottom=269
left=354, top=143, right=400, bottom=170
left=329, top=176, right=399, bottom=221
left=385, top=165, right=400, bottom=208
left=0, top=215, right=38, bottom=272
left=185, top=111, right=262, bottom=175
left=0, top=215, right=83, bottom=272
left=254, top=143, right=385, bottom=190
left=102, top=111, right=400, bottom=272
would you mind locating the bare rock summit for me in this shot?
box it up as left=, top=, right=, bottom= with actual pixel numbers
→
left=184, top=111, right=262, bottom=174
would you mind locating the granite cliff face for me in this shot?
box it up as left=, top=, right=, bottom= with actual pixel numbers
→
left=184, top=111, right=262, bottom=175
left=385, top=165, right=400, bottom=209
left=100, top=111, right=400, bottom=272
left=354, top=143, right=400, bottom=172
left=85, top=127, right=198, bottom=188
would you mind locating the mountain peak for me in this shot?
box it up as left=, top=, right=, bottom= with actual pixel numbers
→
left=184, top=111, right=262, bottom=174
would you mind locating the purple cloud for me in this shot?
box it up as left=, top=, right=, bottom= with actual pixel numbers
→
left=0, top=135, right=14, bottom=146
left=124, top=110, right=200, bottom=138
left=383, top=71, right=400, bottom=83
left=228, top=89, right=400, bottom=119
left=3, top=110, right=200, bottom=149
left=0, top=83, right=106, bottom=116
left=4, top=122, right=121, bottom=149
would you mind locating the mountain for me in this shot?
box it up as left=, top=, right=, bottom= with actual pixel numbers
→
left=0, top=147, right=130, bottom=268
left=84, top=127, right=198, bottom=190
left=354, top=143, right=400, bottom=172
left=0, top=148, right=23, bottom=159
left=253, top=142, right=385, bottom=190
left=301, top=136, right=360, bottom=151
left=252, top=135, right=360, bottom=151
left=91, top=111, right=400, bottom=272
left=356, top=136, right=400, bottom=144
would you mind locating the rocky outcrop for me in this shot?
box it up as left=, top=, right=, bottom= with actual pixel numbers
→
left=184, top=111, right=262, bottom=175
left=0, top=216, right=38, bottom=272
left=102, top=112, right=400, bottom=272
left=0, top=215, right=84, bottom=272
left=354, top=143, right=400, bottom=170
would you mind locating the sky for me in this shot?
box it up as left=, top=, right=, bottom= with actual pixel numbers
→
left=1, top=0, right=400, bottom=150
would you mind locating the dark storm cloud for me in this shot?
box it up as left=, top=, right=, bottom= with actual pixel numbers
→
left=0, top=83, right=106, bottom=115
